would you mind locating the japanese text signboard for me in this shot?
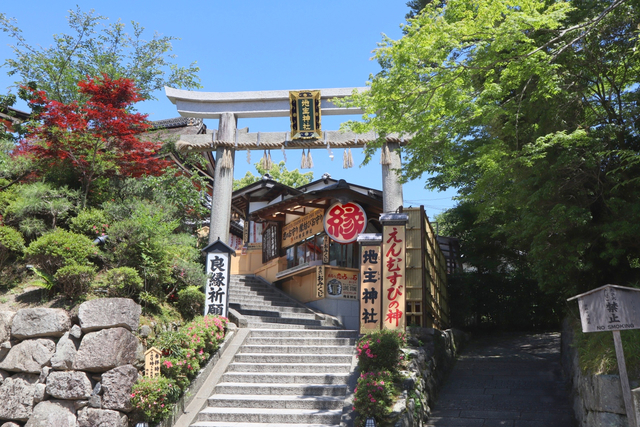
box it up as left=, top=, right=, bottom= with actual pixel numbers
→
left=326, top=269, right=358, bottom=300
left=282, top=208, right=324, bottom=247
left=289, top=90, right=322, bottom=139
left=144, top=347, right=162, bottom=378
left=324, top=202, right=367, bottom=244
left=316, top=265, right=326, bottom=299
left=202, top=239, right=235, bottom=318
left=381, top=214, right=408, bottom=331
left=358, top=234, right=382, bottom=334
left=569, top=285, right=640, bottom=333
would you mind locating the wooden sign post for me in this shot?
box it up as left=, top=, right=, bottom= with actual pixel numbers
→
left=380, top=213, right=408, bottom=332
left=144, top=347, right=162, bottom=378
left=202, top=239, right=236, bottom=318
left=358, top=234, right=383, bottom=334
left=568, top=284, right=640, bottom=427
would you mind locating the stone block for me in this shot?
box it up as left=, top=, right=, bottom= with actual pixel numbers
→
left=33, top=383, right=46, bottom=404
left=51, top=332, right=79, bottom=370
left=25, top=400, right=77, bottom=427
left=585, top=410, right=626, bottom=427
left=101, top=364, right=138, bottom=412
left=1, top=423, right=20, bottom=427
left=0, top=312, right=15, bottom=343
left=0, top=370, right=9, bottom=385
left=46, top=371, right=93, bottom=400
left=69, top=324, right=82, bottom=339
left=0, top=339, right=55, bottom=374
left=77, top=407, right=127, bottom=427
left=581, top=374, right=626, bottom=415
left=73, top=327, right=138, bottom=372
left=11, top=308, right=70, bottom=340
left=0, top=373, right=39, bottom=421
left=78, top=298, right=141, bottom=333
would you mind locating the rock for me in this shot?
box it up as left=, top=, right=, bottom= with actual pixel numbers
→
left=0, top=338, right=56, bottom=373
left=33, top=383, right=46, bottom=404
left=73, top=328, right=138, bottom=372
left=38, top=366, right=51, bottom=383
left=92, top=382, right=102, bottom=396
left=0, top=341, right=11, bottom=360
left=51, top=332, right=79, bottom=371
left=0, top=312, right=15, bottom=343
left=1, top=423, right=20, bottom=427
left=138, top=325, right=151, bottom=338
left=46, top=371, right=93, bottom=400
left=585, top=410, right=626, bottom=427
left=78, top=298, right=141, bottom=333
left=25, top=400, right=77, bottom=427
left=0, top=373, right=39, bottom=421
left=77, top=407, right=127, bottom=427
left=88, top=395, right=101, bottom=408
left=69, top=325, right=82, bottom=339
left=0, top=370, right=9, bottom=385
left=582, top=374, right=626, bottom=415
left=11, top=308, right=70, bottom=340
left=134, top=341, right=145, bottom=370
left=101, top=365, right=138, bottom=413
left=74, top=400, right=88, bottom=410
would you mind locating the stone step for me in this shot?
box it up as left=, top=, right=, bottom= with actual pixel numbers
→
left=247, top=323, right=341, bottom=330
left=240, top=345, right=354, bottom=354
left=246, top=337, right=355, bottom=346
left=248, top=329, right=358, bottom=338
left=227, top=362, right=352, bottom=373
left=228, top=289, right=282, bottom=298
left=243, top=315, right=330, bottom=326
left=234, top=353, right=353, bottom=364
left=213, top=382, right=348, bottom=396
left=207, top=394, right=345, bottom=410
left=221, top=372, right=350, bottom=384
left=235, top=309, right=321, bottom=321
left=229, top=295, right=292, bottom=304
left=192, top=423, right=339, bottom=427
left=230, top=303, right=312, bottom=314
left=196, top=407, right=343, bottom=424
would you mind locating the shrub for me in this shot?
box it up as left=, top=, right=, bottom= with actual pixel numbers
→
left=176, top=286, right=205, bottom=320
left=99, top=267, right=144, bottom=299
left=353, top=370, right=395, bottom=427
left=356, top=329, right=406, bottom=373
left=70, top=208, right=109, bottom=237
left=130, top=376, right=181, bottom=424
left=53, top=264, right=96, bottom=299
left=24, top=229, right=96, bottom=275
left=0, top=225, right=25, bottom=269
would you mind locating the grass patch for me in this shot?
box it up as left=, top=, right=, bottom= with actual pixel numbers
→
left=571, top=317, right=640, bottom=379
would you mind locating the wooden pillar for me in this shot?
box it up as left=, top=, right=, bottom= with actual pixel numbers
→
left=209, top=113, right=236, bottom=245
left=382, top=141, right=404, bottom=213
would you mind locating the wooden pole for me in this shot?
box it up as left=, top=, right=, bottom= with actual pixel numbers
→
left=613, top=330, right=637, bottom=427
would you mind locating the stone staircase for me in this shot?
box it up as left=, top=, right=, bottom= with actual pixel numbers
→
left=190, top=274, right=358, bottom=427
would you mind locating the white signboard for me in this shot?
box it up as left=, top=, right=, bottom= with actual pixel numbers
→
left=204, top=252, right=230, bottom=317
left=569, top=285, right=640, bottom=333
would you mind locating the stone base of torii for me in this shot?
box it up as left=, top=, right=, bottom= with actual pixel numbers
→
left=164, top=86, right=406, bottom=244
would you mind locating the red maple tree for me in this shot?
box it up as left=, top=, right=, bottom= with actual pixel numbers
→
left=18, top=75, right=171, bottom=207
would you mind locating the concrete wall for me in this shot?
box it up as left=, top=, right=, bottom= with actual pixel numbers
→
left=306, top=299, right=360, bottom=331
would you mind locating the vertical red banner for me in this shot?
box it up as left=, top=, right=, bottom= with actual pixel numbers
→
left=382, top=223, right=406, bottom=331
left=359, top=243, right=382, bottom=333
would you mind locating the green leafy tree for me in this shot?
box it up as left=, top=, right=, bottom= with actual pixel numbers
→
left=233, top=161, right=314, bottom=190
left=0, top=7, right=201, bottom=104
left=339, top=0, right=640, bottom=296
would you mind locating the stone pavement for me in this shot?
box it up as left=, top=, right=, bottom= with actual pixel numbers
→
left=427, top=332, right=576, bottom=427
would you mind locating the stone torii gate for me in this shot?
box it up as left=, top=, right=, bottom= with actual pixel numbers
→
left=165, top=86, right=407, bottom=244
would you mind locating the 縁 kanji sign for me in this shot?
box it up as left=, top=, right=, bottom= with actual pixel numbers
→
left=324, top=202, right=367, bottom=244
left=202, top=239, right=235, bottom=318
left=381, top=214, right=408, bottom=331
left=358, top=234, right=382, bottom=333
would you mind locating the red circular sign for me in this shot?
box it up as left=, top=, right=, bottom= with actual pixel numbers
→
left=323, top=202, right=367, bottom=244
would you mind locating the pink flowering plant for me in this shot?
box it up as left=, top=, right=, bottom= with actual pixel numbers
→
left=353, top=370, right=395, bottom=427
left=356, top=329, right=406, bottom=372
left=130, top=376, right=181, bottom=424
left=132, top=315, right=228, bottom=422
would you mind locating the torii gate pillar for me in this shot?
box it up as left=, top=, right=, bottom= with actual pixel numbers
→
left=382, top=142, right=404, bottom=213
left=209, top=112, right=236, bottom=244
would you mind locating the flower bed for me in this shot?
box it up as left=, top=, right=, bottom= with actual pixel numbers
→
left=131, top=315, right=228, bottom=425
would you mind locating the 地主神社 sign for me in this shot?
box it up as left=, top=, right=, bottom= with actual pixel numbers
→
left=290, top=90, right=322, bottom=139
left=202, top=239, right=235, bottom=318
left=282, top=208, right=324, bottom=247
left=568, top=284, right=640, bottom=333
left=358, top=233, right=382, bottom=333
left=324, top=202, right=367, bottom=244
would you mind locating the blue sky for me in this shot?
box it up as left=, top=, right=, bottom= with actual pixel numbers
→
left=0, top=1, right=458, bottom=216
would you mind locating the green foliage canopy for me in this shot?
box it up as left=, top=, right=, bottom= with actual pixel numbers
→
left=0, top=7, right=201, bottom=103
left=340, top=0, right=640, bottom=296
left=233, top=161, right=314, bottom=190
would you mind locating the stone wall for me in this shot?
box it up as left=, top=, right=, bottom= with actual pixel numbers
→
left=561, top=318, right=637, bottom=427
left=386, top=327, right=469, bottom=427
left=0, top=298, right=142, bottom=427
